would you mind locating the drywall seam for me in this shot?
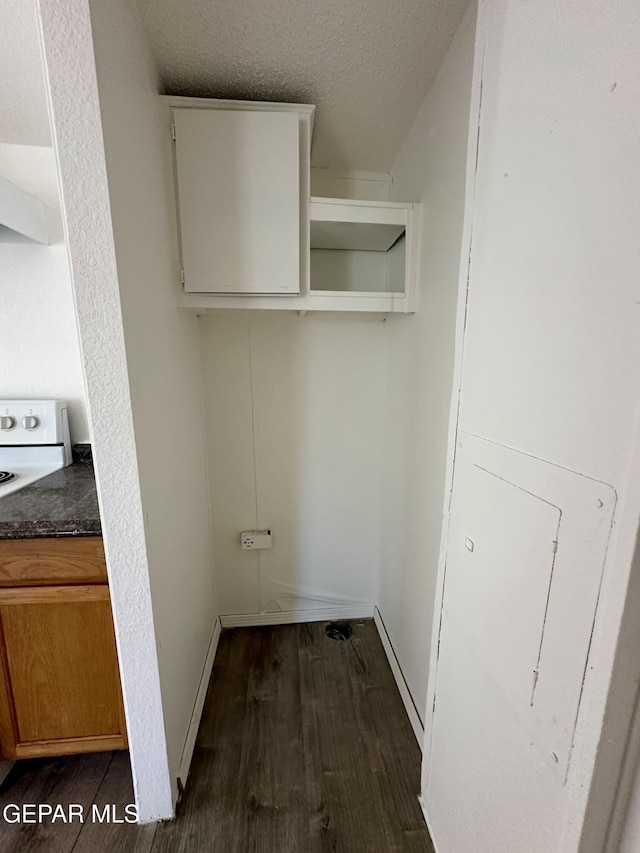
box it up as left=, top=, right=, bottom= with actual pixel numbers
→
left=378, top=1, right=477, bottom=738
left=246, top=316, right=262, bottom=609
left=421, top=5, right=485, bottom=783
left=195, top=319, right=219, bottom=613
left=374, top=607, right=424, bottom=748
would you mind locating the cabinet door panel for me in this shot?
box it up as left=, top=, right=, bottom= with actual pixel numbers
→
left=174, top=108, right=300, bottom=295
left=0, top=585, right=126, bottom=756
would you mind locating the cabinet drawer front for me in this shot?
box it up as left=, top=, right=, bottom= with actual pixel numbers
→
left=0, top=537, right=108, bottom=586
left=0, top=586, right=125, bottom=748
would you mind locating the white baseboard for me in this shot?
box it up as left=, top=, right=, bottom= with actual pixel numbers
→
left=220, top=604, right=374, bottom=628
left=418, top=795, right=442, bottom=851
left=177, top=617, right=221, bottom=790
left=373, top=606, right=424, bottom=749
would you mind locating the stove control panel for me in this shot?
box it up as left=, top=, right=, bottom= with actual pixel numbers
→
left=0, top=401, right=71, bottom=458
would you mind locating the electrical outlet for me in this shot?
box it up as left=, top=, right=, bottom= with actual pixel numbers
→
left=240, top=530, right=272, bottom=550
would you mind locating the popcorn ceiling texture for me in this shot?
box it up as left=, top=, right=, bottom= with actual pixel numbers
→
left=136, top=0, right=470, bottom=170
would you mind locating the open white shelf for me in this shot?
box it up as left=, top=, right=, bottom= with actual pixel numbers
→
left=177, top=196, right=418, bottom=314
left=309, top=198, right=412, bottom=304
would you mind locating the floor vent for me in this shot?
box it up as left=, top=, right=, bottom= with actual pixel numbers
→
left=326, top=622, right=352, bottom=641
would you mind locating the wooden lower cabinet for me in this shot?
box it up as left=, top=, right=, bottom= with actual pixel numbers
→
left=0, top=538, right=127, bottom=760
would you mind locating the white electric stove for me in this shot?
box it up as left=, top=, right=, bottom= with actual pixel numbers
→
left=0, top=400, right=73, bottom=499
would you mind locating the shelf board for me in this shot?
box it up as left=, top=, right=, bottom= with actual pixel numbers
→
left=177, top=289, right=409, bottom=314
left=310, top=220, right=405, bottom=252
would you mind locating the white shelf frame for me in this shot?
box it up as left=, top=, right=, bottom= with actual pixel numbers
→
left=308, top=197, right=418, bottom=312
left=165, top=97, right=420, bottom=314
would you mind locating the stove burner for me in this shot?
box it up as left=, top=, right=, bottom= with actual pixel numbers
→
left=0, top=471, right=15, bottom=485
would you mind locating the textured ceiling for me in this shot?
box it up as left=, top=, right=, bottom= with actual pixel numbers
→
left=0, top=0, right=51, bottom=146
left=136, top=0, right=470, bottom=171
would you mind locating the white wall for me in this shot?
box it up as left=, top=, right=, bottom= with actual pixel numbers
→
left=0, top=0, right=51, bottom=147
left=198, top=5, right=477, bottom=688
left=422, top=1, right=640, bottom=851
left=199, top=170, right=397, bottom=623
left=310, top=168, right=390, bottom=201
left=0, top=144, right=88, bottom=441
left=201, top=311, right=384, bottom=619
left=38, top=0, right=217, bottom=820
left=377, top=3, right=477, bottom=724
left=88, top=0, right=218, bottom=803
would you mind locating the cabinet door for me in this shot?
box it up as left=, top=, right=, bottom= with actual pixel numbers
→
left=0, top=585, right=127, bottom=760
left=174, top=108, right=300, bottom=295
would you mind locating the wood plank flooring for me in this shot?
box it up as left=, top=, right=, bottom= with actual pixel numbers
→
left=0, top=619, right=433, bottom=852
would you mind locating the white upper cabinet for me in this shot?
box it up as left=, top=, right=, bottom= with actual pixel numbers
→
left=172, top=105, right=305, bottom=295
left=167, top=97, right=419, bottom=313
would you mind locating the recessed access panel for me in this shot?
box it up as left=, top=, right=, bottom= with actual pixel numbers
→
left=437, top=433, right=616, bottom=778
left=445, top=462, right=561, bottom=718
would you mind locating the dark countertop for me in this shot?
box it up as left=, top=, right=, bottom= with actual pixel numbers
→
left=0, top=460, right=101, bottom=540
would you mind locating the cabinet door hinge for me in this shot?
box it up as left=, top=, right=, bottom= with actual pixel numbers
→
left=180, top=269, right=185, bottom=287
left=170, top=123, right=176, bottom=143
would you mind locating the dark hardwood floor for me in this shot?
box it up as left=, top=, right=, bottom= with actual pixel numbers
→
left=0, top=619, right=433, bottom=852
